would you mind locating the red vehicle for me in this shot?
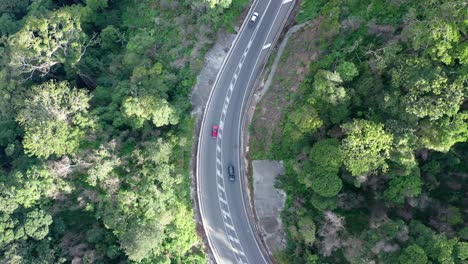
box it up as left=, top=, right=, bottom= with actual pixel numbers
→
left=211, top=125, right=219, bottom=138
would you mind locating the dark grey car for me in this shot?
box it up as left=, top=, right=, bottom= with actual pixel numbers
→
left=227, top=165, right=235, bottom=181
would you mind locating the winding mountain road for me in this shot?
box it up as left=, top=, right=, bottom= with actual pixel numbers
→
left=196, top=0, right=295, bottom=263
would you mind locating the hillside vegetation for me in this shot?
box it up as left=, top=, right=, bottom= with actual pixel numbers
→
left=251, top=0, right=468, bottom=263
left=0, top=0, right=246, bottom=262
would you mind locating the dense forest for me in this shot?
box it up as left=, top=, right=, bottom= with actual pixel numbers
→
left=0, top=0, right=247, bottom=262
left=251, top=0, right=467, bottom=263
left=1, top=0, right=467, bottom=263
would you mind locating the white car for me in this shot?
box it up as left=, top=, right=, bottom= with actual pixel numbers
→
left=250, top=12, right=259, bottom=24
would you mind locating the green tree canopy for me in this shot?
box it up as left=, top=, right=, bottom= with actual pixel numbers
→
left=24, top=209, right=52, bottom=240
left=398, top=244, right=428, bottom=264
left=100, top=25, right=123, bottom=51
left=336, top=61, right=359, bottom=82
left=310, top=193, right=337, bottom=211
left=119, top=221, right=164, bottom=262
left=8, top=9, right=88, bottom=76
left=0, top=0, right=30, bottom=15
left=284, top=103, right=322, bottom=140
left=301, top=139, right=344, bottom=197
left=309, top=139, right=344, bottom=169
left=402, top=0, right=466, bottom=65
left=308, top=169, right=343, bottom=197
left=419, top=112, right=468, bottom=153
left=0, top=13, right=20, bottom=35
left=297, top=216, right=316, bottom=245
left=392, top=59, right=465, bottom=121
left=122, top=95, right=179, bottom=128
left=384, top=168, right=423, bottom=205
left=456, top=242, right=468, bottom=261
left=12, top=166, right=66, bottom=208
left=203, top=0, right=233, bottom=8
left=409, top=221, right=459, bottom=264
left=387, top=128, right=419, bottom=172
left=342, top=119, right=393, bottom=176
left=16, top=81, right=92, bottom=158
left=0, top=213, right=20, bottom=248
left=308, top=70, right=351, bottom=124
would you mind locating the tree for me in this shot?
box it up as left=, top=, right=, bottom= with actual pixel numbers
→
left=180, top=254, right=206, bottom=264
left=100, top=25, right=123, bottom=51
left=309, top=139, right=344, bottom=169
left=456, top=242, right=468, bottom=261
left=120, top=62, right=178, bottom=130
left=84, top=142, right=121, bottom=191
left=384, top=168, right=423, bottom=205
left=409, top=221, right=458, bottom=264
left=8, top=9, right=88, bottom=76
left=0, top=13, right=20, bottom=35
left=427, top=23, right=461, bottom=65
left=78, top=0, right=110, bottom=27
left=402, top=0, right=466, bottom=65
left=203, top=0, right=232, bottom=9
left=284, top=103, right=322, bottom=140
left=23, top=209, right=52, bottom=240
left=393, top=59, right=464, bottom=121
left=298, top=217, right=316, bottom=245
left=301, top=139, right=344, bottom=197
left=430, top=234, right=458, bottom=264
left=342, top=119, right=393, bottom=176
left=398, top=244, right=428, bottom=264
left=336, top=61, right=358, bottom=82
left=1, top=208, right=52, bottom=249
left=0, top=213, right=20, bottom=248
left=0, top=0, right=30, bottom=15
left=0, top=184, right=19, bottom=214
left=404, top=75, right=464, bottom=121
left=119, top=221, right=164, bottom=262
left=16, top=81, right=92, bottom=158
left=308, top=70, right=351, bottom=124
left=12, top=166, right=64, bottom=208
left=122, top=95, right=179, bottom=128
left=308, top=170, right=343, bottom=197
left=310, top=193, right=337, bottom=211
left=387, top=129, right=419, bottom=172
left=459, top=227, right=468, bottom=241
left=163, top=204, right=202, bottom=261
left=419, top=112, right=468, bottom=153
left=1, top=239, right=61, bottom=263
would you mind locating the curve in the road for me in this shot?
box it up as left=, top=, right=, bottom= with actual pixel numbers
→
left=214, top=2, right=274, bottom=262
left=196, top=0, right=295, bottom=263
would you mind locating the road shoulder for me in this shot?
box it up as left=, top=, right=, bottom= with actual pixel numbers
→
left=245, top=14, right=324, bottom=260
left=252, top=160, right=287, bottom=252
left=190, top=29, right=237, bottom=262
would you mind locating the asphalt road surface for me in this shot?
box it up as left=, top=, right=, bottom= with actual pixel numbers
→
left=197, top=0, right=295, bottom=263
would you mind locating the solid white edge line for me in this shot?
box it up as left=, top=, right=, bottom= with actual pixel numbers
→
left=215, top=0, right=291, bottom=263
left=235, top=1, right=293, bottom=264
left=214, top=0, right=276, bottom=260
left=195, top=0, right=261, bottom=260
left=197, top=0, right=294, bottom=262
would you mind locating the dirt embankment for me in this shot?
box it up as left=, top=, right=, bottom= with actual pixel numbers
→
left=249, top=18, right=325, bottom=157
